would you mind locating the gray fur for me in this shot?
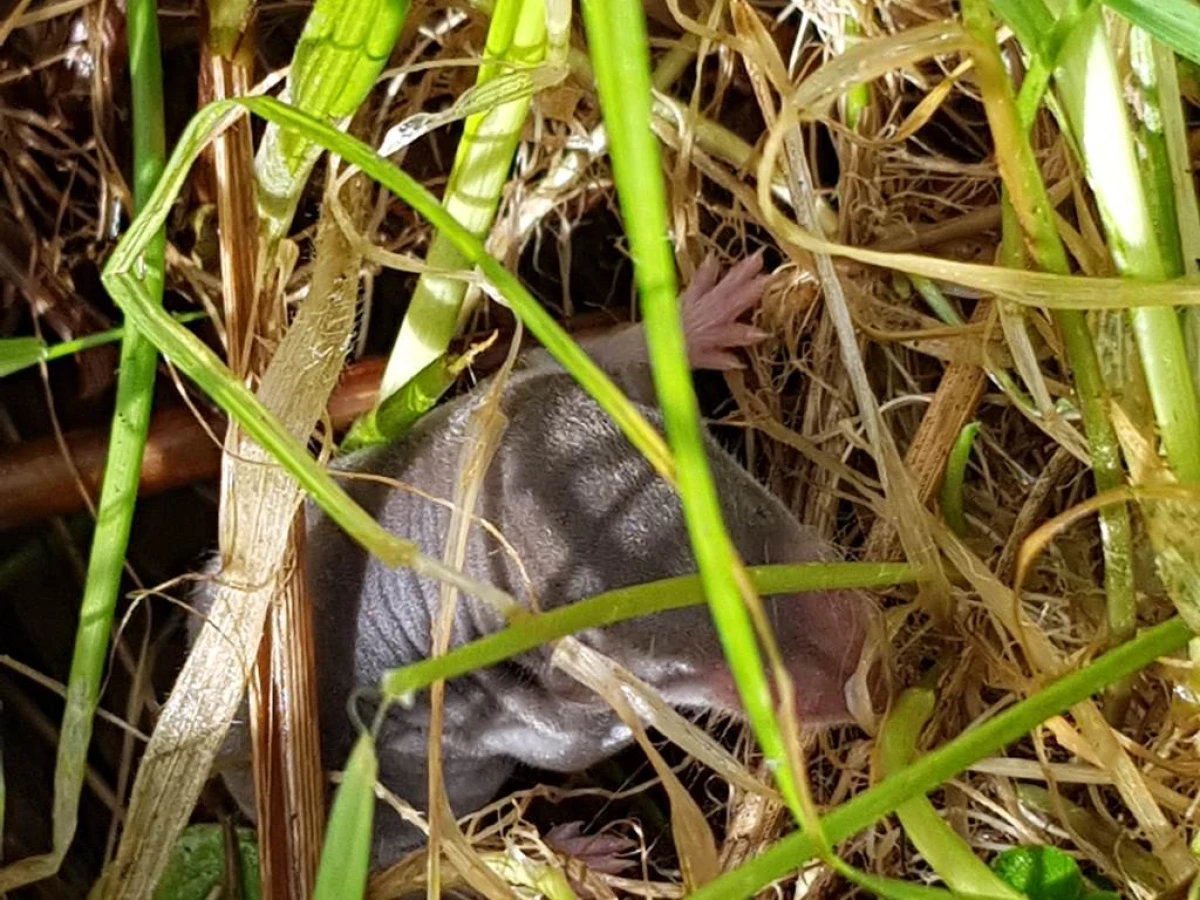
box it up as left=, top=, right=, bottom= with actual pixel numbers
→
left=196, top=257, right=871, bottom=868
left=302, top=365, right=867, bottom=863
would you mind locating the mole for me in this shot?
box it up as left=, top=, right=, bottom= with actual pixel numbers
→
left=199, top=254, right=874, bottom=867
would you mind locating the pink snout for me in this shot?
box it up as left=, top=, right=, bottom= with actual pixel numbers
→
left=706, top=588, right=883, bottom=729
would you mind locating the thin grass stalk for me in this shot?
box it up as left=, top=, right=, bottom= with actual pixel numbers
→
left=1000, top=196, right=1136, bottom=644
left=1051, top=1, right=1200, bottom=483
left=382, top=561, right=917, bottom=697
left=61, top=0, right=167, bottom=855
left=0, top=0, right=166, bottom=891
left=580, top=0, right=812, bottom=839
left=206, top=22, right=413, bottom=878
left=0, top=311, right=205, bottom=379
left=967, top=0, right=1137, bottom=645
left=1146, top=40, right=1200, bottom=692
left=1053, top=315, right=1137, bottom=643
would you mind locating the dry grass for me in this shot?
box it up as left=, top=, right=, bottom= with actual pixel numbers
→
left=0, top=0, right=1196, bottom=897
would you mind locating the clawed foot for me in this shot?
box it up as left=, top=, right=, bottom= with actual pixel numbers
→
left=544, top=821, right=639, bottom=875
left=679, top=251, right=770, bottom=371
left=542, top=251, right=772, bottom=396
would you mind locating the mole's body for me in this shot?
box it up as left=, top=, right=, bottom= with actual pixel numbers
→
left=202, top=257, right=872, bottom=866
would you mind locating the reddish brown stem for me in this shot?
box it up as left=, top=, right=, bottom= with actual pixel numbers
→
left=0, top=357, right=385, bottom=532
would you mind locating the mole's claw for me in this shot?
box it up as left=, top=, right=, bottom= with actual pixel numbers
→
left=544, top=821, right=639, bottom=875
left=680, top=253, right=771, bottom=371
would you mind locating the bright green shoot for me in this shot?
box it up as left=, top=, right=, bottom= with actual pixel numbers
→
left=377, top=0, right=555, bottom=407
left=0, top=0, right=167, bottom=891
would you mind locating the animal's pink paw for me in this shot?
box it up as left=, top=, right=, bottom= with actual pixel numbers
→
left=680, top=251, right=770, bottom=371
left=544, top=821, right=639, bottom=875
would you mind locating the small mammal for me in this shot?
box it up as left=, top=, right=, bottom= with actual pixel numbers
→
left=202, top=255, right=872, bottom=866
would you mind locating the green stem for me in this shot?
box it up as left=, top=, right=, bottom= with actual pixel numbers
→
left=1, top=0, right=168, bottom=891
left=382, top=562, right=917, bottom=698
left=582, top=0, right=809, bottom=829
left=378, top=0, right=547, bottom=402
left=968, top=0, right=1137, bottom=647
left=1053, top=2, right=1200, bottom=483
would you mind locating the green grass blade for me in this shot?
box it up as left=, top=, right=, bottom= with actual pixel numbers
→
left=382, top=562, right=918, bottom=699
left=1101, top=0, right=1200, bottom=65
left=312, top=735, right=377, bottom=900
left=581, top=0, right=810, bottom=835
left=0, top=337, right=49, bottom=378
left=255, top=0, right=409, bottom=244
left=0, top=0, right=166, bottom=890
left=0, top=311, right=206, bottom=379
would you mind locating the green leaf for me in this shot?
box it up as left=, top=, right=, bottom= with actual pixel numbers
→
left=154, top=825, right=260, bottom=900
left=992, top=846, right=1084, bottom=900
left=341, top=353, right=457, bottom=452
left=313, top=734, right=377, bottom=900
left=0, top=337, right=47, bottom=378
left=939, top=423, right=981, bottom=537
left=1101, top=0, right=1200, bottom=66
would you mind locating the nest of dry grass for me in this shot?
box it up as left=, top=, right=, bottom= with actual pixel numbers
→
left=1, top=0, right=1197, bottom=897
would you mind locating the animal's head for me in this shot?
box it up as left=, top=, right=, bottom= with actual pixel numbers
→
left=562, top=466, right=882, bottom=728
left=575, top=583, right=875, bottom=728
